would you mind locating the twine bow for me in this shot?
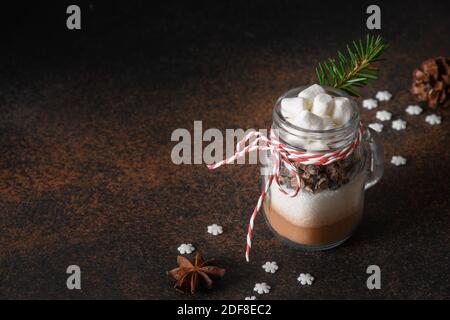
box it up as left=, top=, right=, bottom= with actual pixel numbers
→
left=208, top=123, right=364, bottom=261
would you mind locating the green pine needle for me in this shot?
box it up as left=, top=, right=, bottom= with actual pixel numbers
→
left=315, top=35, right=388, bottom=96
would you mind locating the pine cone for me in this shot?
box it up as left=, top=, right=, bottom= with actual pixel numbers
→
left=411, top=56, right=450, bottom=108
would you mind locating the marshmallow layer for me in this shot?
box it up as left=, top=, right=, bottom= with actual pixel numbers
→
left=280, top=84, right=354, bottom=132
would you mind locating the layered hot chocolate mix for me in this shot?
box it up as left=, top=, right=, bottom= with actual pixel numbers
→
left=264, top=169, right=365, bottom=246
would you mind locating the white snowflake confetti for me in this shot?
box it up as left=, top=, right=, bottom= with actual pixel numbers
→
left=425, top=114, right=442, bottom=125
left=262, top=261, right=279, bottom=274
left=405, top=105, right=423, bottom=115
left=391, top=156, right=407, bottom=166
left=245, top=296, right=257, bottom=300
left=254, top=282, right=271, bottom=294
left=362, top=98, right=378, bottom=110
left=207, top=224, right=223, bottom=236
left=392, top=119, right=407, bottom=130
left=297, top=273, right=314, bottom=285
left=375, top=90, right=392, bottom=101
left=368, top=123, right=383, bottom=133
left=376, top=110, right=392, bottom=121
left=177, top=243, right=195, bottom=254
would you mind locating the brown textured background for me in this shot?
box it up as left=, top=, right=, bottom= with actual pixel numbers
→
left=0, top=0, right=449, bottom=299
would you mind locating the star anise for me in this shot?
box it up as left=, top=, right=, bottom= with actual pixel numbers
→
left=167, top=253, right=225, bottom=294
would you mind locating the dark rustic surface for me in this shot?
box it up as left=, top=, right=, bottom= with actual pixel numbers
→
left=0, top=1, right=449, bottom=299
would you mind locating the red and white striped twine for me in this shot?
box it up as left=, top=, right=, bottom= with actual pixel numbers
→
left=208, top=123, right=364, bottom=262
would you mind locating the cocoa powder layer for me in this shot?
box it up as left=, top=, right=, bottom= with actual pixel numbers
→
left=264, top=203, right=362, bottom=246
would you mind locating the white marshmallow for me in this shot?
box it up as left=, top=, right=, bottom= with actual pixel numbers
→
left=312, top=93, right=334, bottom=117
left=298, top=84, right=326, bottom=107
left=290, top=110, right=325, bottom=130
left=280, top=97, right=308, bottom=119
left=305, top=141, right=329, bottom=152
left=282, top=136, right=307, bottom=149
left=321, top=116, right=336, bottom=130
left=331, top=97, right=352, bottom=126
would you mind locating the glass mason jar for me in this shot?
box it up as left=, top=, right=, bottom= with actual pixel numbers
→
left=262, top=86, right=383, bottom=250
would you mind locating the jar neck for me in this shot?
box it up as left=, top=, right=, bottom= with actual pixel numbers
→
left=272, top=86, right=360, bottom=152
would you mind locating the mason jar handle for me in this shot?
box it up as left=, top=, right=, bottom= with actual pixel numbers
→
left=364, top=127, right=384, bottom=190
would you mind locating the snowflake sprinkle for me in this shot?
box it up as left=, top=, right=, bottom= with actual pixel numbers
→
left=425, top=114, right=442, bottom=125
left=177, top=243, right=195, bottom=254
left=245, top=296, right=257, bottom=300
left=262, top=261, right=279, bottom=274
left=405, top=105, right=423, bottom=115
left=254, top=282, right=271, bottom=294
left=391, top=156, right=407, bottom=166
left=207, top=224, right=223, bottom=236
left=368, top=123, right=383, bottom=133
left=376, top=110, right=392, bottom=121
left=297, top=273, right=314, bottom=285
left=362, top=98, right=378, bottom=110
left=392, top=119, right=407, bottom=130
left=375, top=90, right=392, bottom=101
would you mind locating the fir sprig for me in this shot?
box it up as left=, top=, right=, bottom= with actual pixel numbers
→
left=316, top=34, right=388, bottom=96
